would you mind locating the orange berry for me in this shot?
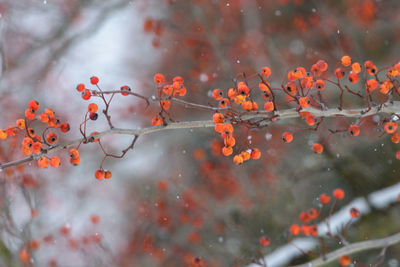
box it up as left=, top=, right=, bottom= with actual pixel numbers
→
left=366, top=79, right=378, bottom=92
left=287, top=71, right=297, bottom=81
left=309, top=225, right=318, bottom=236
left=88, top=103, right=98, bottom=113
left=50, top=156, right=60, bottom=167
left=233, top=155, right=244, bottom=164
left=16, top=119, right=26, bottom=129
left=60, top=123, right=70, bottom=133
left=350, top=207, right=360, bottom=218
left=391, top=133, right=400, bottom=144
left=339, top=255, right=351, bottom=266
left=316, top=60, right=328, bottom=71
left=396, top=151, right=400, bottom=160
left=48, top=118, right=61, bottom=128
left=81, top=89, right=91, bottom=100
left=27, top=127, right=35, bottom=136
left=315, top=80, right=325, bottom=90
left=19, top=248, right=30, bottom=263
left=311, top=64, right=321, bottom=76
left=69, top=148, right=79, bottom=159
left=90, top=214, right=100, bottom=224
left=333, top=188, right=345, bottom=200
left=70, top=156, right=81, bottom=166
left=28, top=99, right=40, bottom=111
left=46, top=132, right=58, bottom=145
left=299, top=97, right=310, bottom=108
left=76, top=83, right=85, bottom=92
left=219, top=98, right=230, bottom=108
left=60, top=225, right=71, bottom=236
left=22, top=137, right=33, bottom=146
left=153, top=73, right=165, bottom=84
left=227, top=88, right=237, bottom=99
left=121, top=85, right=131, bottom=96
left=172, top=81, right=181, bottom=91
left=299, top=212, right=310, bottom=223
left=38, top=157, right=49, bottom=168
left=250, top=148, right=261, bottom=159
left=384, top=122, right=397, bottom=134
left=32, top=142, right=42, bottom=154
left=40, top=113, right=49, bottom=123
left=89, top=131, right=100, bottom=142
left=160, top=100, right=171, bottom=110
left=212, top=89, right=223, bottom=100
left=172, top=76, right=183, bottom=84
left=241, top=151, right=250, bottom=161
left=289, top=224, right=300, bottom=235
left=352, top=62, right=361, bottom=73
left=305, top=115, right=315, bottom=126
left=162, top=85, right=173, bottom=96
left=348, top=124, right=360, bottom=136
left=261, top=67, right=271, bottom=78
left=222, top=123, right=234, bottom=134
left=335, top=68, right=345, bottom=79
left=222, top=146, right=233, bottom=156
left=45, top=108, right=55, bottom=118
left=224, top=136, right=236, bottom=147
left=282, top=132, right=293, bottom=143
left=264, top=101, right=274, bottom=111
left=308, top=208, right=318, bottom=220
left=348, top=72, right=359, bottom=83
left=301, top=225, right=310, bottom=235
left=341, top=55, right=351, bottom=67
left=152, top=116, right=163, bottom=126
left=215, top=123, right=224, bottom=133
left=285, top=82, right=297, bottom=95
left=380, top=81, right=392, bottom=95
left=312, top=143, right=323, bottom=154
left=237, top=82, right=249, bottom=96
left=241, top=100, right=253, bottom=111
left=90, top=76, right=99, bottom=85
left=22, top=146, right=32, bottom=156
left=175, top=86, right=187, bottom=96
left=25, top=109, right=36, bottom=120
left=259, top=236, right=270, bottom=246
left=95, top=169, right=105, bottom=180
left=252, top=101, right=258, bottom=111
left=0, top=129, right=7, bottom=140
left=29, top=239, right=40, bottom=250
left=104, top=170, right=112, bottom=179
left=364, top=60, right=377, bottom=75
left=259, top=82, right=270, bottom=92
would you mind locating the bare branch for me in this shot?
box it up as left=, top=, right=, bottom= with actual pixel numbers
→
left=292, top=232, right=400, bottom=267
left=2, top=101, right=400, bottom=170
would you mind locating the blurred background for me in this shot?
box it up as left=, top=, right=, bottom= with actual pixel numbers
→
left=0, top=0, right=400, bottom=266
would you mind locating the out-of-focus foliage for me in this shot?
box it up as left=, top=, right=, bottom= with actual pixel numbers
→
left=0, top=0, right=399, bottom=266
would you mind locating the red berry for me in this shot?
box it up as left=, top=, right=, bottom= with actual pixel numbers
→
left=82, top=89, right=91, bottom=100
left=90, top=76, right=99, bottom=85
left=89, top=112, right=98, bottom=120
left=76, top=83, right=85, bottom=92
left=60, top=123, right=70, bottom=133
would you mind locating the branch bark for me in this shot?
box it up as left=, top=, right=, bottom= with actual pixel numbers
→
left=1, top=101, right=400, bottom=170
left=292, top=232, right=400, bottom=267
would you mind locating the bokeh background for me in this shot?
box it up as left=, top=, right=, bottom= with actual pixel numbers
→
left=0, top=0, right=400, bottom=266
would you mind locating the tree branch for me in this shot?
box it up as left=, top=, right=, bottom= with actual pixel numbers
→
left=2, top=101, right=400, bottom=170
left=292, top=232, right=400, bottom=267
